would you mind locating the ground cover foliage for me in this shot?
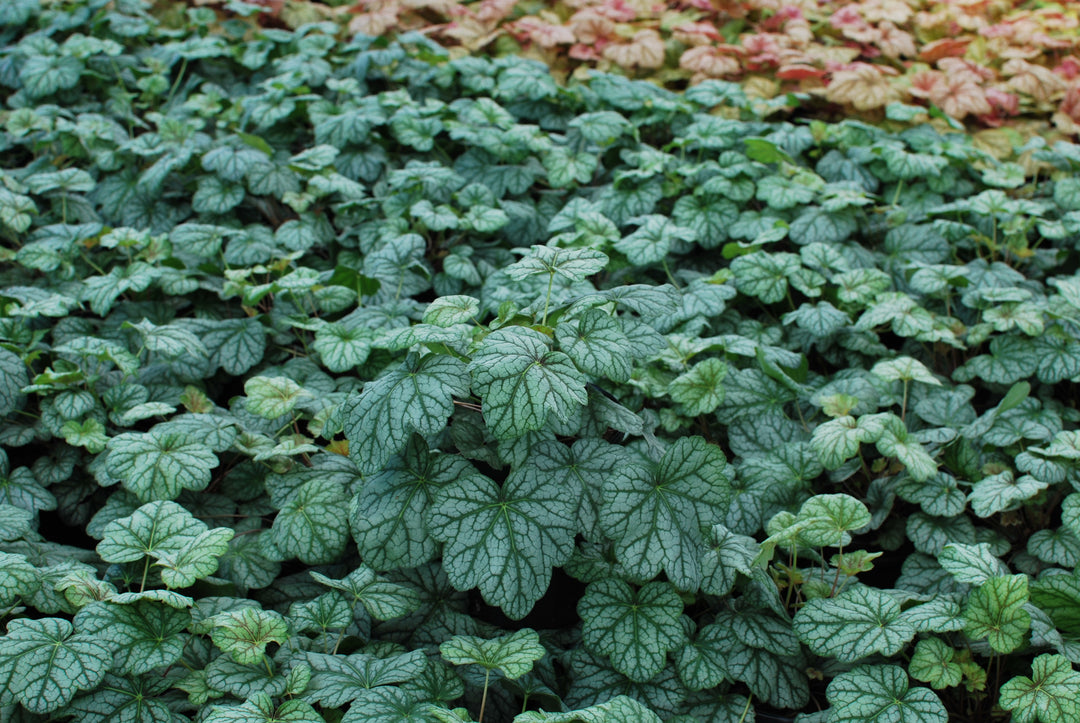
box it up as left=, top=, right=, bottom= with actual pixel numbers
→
left=4, top=1, right=1080, bottom=722
left=232, top=0, right=1080, bottom=138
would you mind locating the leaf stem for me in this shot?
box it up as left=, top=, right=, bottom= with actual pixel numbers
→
left=542, top=271, right=554, bottom=326
left=479, top=668, right=491, bottom=723
left=139, top=556, right=150, bottom=593
left=736, top=693, right=753, bottom=723
left=263, top=654, right=275, bottom=679
left=661, top=259, right=681, bottom=289
left=900, top=379, right=909, bottom=423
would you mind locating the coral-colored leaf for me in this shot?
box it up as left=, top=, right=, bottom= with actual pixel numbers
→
left=603, top=29, right=665, bottom=70
left=826, top=64, right=901, bottom=110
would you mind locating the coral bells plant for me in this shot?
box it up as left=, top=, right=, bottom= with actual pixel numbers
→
left=329, top=0, right=1080, bottom=134
left=4, top=0, right=1080, bottom=722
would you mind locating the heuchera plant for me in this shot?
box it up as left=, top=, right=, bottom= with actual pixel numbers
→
left=3, top=0, right=1080, bottom=722
left=314, top=0, right=1080, bottom=136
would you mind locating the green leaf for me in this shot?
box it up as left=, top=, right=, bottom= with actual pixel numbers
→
left=0, top=348, right=27, bottom=416
left=544, top=148, right=598, bottom=188
left=668, top=358, right=727, bottom=415
left=269, top=478, right=349, bottom=565
left=205, top=693, right=323, bottom=723
left=700, top=524, right=758, bottom=596
left=210, top=608, right=289, bottom=665
left=244, top=376, right=311, bottom=419
left=74, top=599, right=189, bottom=675
left=105, top=430, right=219, bottom=502
left=938, top=543, right=1009, bottom=585
left=614, top=216, right=696, bottom=267
left=424, top=296, right=480, bottom=327
left=731, top=252, right=799, bottom=303
left=309, top=564, right=420, bottom=620
left=0, top=618, right=110, bottom=713
left=796, top=493, right=870, bottom=548
left=969, top=472, right=1047, bottom=518
left=523, top=438, right=634, bottom=540
left=826, top=665, right=946, bottom=723
left=599, top=437, right=733, bottom=589
left=0, top=551, right=38, bottom=606
left=578, top=580, right=687, bottom=682
left=505, top=246, right=608, bottom=282
left=1030, top=571, right=1080, bottom=636
left=289, top=592, right=352, bottom=634
left=811, top=416, right=874, bottom=470
left=515, top=695, right=661, bottom=722
left=909, top=639, right=963, bottom=690
left=19, top=55, right=82, bottom=98
left=556, top=310, right=640, bottom=383
left=428, top=460, right=575, bottom=619
left=303, top=649, right=426, bottom=706
left=344, top=353, right=471, bottom=475
left=1054, top=178, right=1080, bottom=212
left=469, top=326, right=588, bottom=440
left=793, top=586, right=915, bottom=663
left=963, top=575, right=1030, bottom=653
left=0, top=505, right=33, bottom=542
left=441, top=628, right=545, bottom=679
left=156, top=527, right=235, bottom=588
left=999, top=654, right=1080, bottom=723
left=756, top=175, right=816, bottom=210
left=871, top=357, right=941, bottom=386
left=313, top=322, right=373, bottom=372
left=97, top=501, right=206, bottom=563
left=63, top=672, right=175, bottom=723
left=342, top=686, right=441, bottom=722
left=350, top=437, right=464, bottom=570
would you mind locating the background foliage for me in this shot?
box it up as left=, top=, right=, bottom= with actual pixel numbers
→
left=235, top=0, right=1080, bottom=139
left=3, top=1, right=1080, bottom=722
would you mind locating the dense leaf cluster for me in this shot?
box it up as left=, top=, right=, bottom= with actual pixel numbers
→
left=2, top=1, right=1080, bottom=722
left=330, top=0, right=1080, bottom=134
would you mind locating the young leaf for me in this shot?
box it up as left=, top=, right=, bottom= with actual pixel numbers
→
left=243, top=377, right=312, bottom=419
left=210, top=608, right=289, bottom=665
left=350, top=438, right=463, bottom=570
left=999, top=654, right=1080, bottom=723
left=555, top=310, right=638, bottom=383
left=505, top=246, right=608, bottom=282
left=963, top=575, right=1030, bottom=653
left=578, top=580, right=687, bottom=683
left=938, top=543, right=1009, bottom=585
left=63, top=673, right=174, bottom=723
left=441, top=628, right=545, bottom=679
left=309, top=565, right=420, bottom=621
left=0, top=552, right=38, bottom=606
left=796, top=494, right=871, bottom=548
left=156, top=527, right=236, bottom=588
left=908, top=639, right=963, bottom=690
left=668, top=358, right=727, bottom=415
left=424, top=296, right=480, bottom=327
